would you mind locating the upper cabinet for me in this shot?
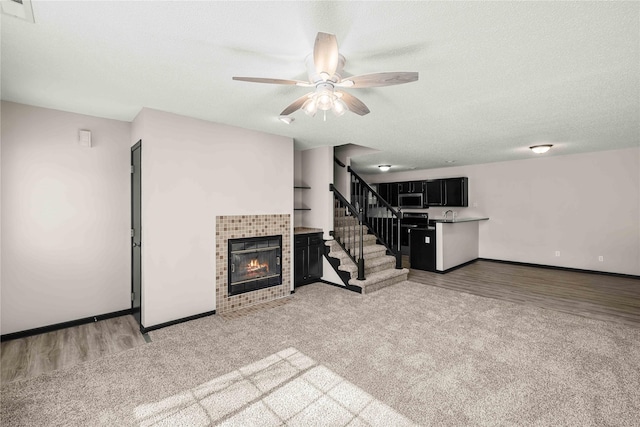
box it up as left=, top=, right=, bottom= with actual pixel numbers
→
left=425, top=180, right=444, bottom=206
left=441, top=177, right=468, bottom=207
left=398, top=181, right=424, bottom=194
left=376, top=182, right=399, bottom=207
left=376, top=177, right=468, bottom=208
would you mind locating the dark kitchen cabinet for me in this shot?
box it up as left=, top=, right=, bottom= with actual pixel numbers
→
left=425, top=177, right=468, bottom=207
left=377, top=177, right=468, bottom=208
left=376, top=182, right=399, bottom=207
left=410, top=228, right=436, bottom=272
left=294, top=232, right=323, bottom=287
left=443, top=177, right=468, bottom=207
left=425, top=180, right=444, bottom=206
left=398, top=181, right=424, bottom=194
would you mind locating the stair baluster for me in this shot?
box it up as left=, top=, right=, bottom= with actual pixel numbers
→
left=347, top=166, right=403, bottom=269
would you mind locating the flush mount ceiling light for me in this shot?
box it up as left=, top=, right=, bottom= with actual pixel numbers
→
left=378, top=165, right=391, bottom=172
left=233, top=32, right=418, bottom=120
left=530, top=144, right=553, bottom=154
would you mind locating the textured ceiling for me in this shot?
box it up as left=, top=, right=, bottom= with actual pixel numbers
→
left=2, top=1, right=638, bottom=173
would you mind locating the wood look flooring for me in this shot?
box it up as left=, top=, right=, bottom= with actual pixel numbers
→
left=1, top=315, right=146, bottom=384
left=2, top=262, right=638, bottom=386
left=409, top=260, right=640, bottom=327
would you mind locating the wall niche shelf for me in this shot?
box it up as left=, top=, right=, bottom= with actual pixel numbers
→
left=294, top=185, right=311, bottom=211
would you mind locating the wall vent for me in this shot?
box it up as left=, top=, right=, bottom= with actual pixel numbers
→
left=1, top=0, right=35, bottom=23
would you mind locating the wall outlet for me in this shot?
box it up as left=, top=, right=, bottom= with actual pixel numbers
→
left=598, top=256, right=604, bottom=262
left=555, top=251, right=560, bottom=257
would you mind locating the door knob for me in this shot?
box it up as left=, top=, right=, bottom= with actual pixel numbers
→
left=132, top=242, right=141, bottom=248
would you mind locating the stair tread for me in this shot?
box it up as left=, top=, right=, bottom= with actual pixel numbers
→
left=327, top=234, right=377, bottom=243
left=338, top=255, right=396, bottom=272
left=327, top=244, right=387, bottom=259
left=348, top=268, right=409, bottom=287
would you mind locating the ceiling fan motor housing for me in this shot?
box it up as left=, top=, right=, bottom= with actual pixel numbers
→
left=305, top=54, right=346, bottom=84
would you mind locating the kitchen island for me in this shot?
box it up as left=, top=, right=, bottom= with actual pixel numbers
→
left=411, top=217, right=489, bottom=273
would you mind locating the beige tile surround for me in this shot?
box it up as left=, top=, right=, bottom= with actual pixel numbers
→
left=216, top=214, right=291, bottom=314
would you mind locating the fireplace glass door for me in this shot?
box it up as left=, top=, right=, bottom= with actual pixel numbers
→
left=228, top=235, right=282, bottom=296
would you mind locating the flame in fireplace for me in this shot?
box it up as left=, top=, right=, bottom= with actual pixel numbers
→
left=246, top=258, right=269, bottom=274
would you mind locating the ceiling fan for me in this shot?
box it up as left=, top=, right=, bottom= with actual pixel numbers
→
left=232, top=32, right=419, bottom=119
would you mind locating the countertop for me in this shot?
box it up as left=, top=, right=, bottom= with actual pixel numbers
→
left=430, top=217, right=489, bottom=223
left=294, top=227, right=323, bottom=235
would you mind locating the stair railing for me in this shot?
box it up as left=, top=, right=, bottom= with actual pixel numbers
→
left=329, top=184, right=366, bottom=280
left=348, top=166, right=403, bottom=269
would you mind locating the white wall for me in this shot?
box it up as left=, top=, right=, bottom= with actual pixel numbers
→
left=1, top=102, right=131, bottom=335
left=131, top=108, right=293, bottom=328
left=300, top=146, right=334, bottom=240
left=364, top=148, right=640, bottom=276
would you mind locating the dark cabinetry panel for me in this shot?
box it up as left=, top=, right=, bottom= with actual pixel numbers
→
left=442, top=177, right=468, bottom=207
left=425, top=180, right=444, bottom=206
left=376, top=177, right=468, bottom=208
left=294, top=232, right=324, bottom=287
left=410, top=228, right=436, bottom=272
left=426, top=177, right=468, bottom=207
left=398, top=181, right=424, bottom=194
left=376, top=182, right=399, bottom=207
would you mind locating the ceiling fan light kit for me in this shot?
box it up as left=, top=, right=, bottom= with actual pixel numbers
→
left=233, top=32, right=418, bottom=119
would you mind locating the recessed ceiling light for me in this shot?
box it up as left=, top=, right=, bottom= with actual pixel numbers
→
left=445, top=160, right=456, bottom=164
left=279, top=116, right=294, bottom=124
left=378, top=165, right=391, bottom=172
left=530, top=144, right=553, bottom=154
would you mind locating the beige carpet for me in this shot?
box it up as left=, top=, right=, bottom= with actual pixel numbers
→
left=2, top=281, right=639, bottom=426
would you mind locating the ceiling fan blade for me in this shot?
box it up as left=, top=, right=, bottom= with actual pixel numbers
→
left=280, top=92, right=314, bottom=116
left=233, top=77, right=312, bottom=86
left=313, top=32, right=339, bottom=78
left=337, top=91, right=370, bottom=116
left=337, top=72, right=419, bottom=88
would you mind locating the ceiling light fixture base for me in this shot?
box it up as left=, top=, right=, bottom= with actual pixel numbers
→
left=530, top=144, right=553, bottom=154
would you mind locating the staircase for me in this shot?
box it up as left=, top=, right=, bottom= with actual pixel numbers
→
left=326, top=200, right=409, bottom=295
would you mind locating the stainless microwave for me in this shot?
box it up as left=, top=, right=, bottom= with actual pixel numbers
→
left=398, top=193, right=424, bottom=209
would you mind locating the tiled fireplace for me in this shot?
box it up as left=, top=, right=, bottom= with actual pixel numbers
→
left=216, top=214, right=290, bottom=314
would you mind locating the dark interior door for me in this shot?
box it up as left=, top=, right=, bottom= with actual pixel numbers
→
left=131, top=141, right=142, bottom=326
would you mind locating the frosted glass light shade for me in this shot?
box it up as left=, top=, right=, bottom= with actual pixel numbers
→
left=302, top=98, right=317, bottom=117
left=332, top=98, right=347, bottom=116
